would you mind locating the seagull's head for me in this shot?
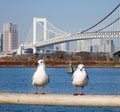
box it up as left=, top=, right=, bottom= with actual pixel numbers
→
left=77, top=64, right=85, bottom=71
left=37, top=59, right=45, bottom=67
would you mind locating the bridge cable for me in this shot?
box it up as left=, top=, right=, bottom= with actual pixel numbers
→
left=96, top=16, right=120, bottom=32
left=46, top=20, right=68, bottom=35
left=81, top=3, right=120, bottom=33
left=37, top=22, right=68, bottom=36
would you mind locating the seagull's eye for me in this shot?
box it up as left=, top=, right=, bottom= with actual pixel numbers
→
left=41, top=61, right=43, bottom=63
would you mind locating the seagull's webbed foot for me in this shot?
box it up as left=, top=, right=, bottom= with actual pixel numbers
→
left=79, top=93, right=85, bottom=96
left=73, top=93, right=79, bottom=96
left=41, top=92, right=46, bottom=95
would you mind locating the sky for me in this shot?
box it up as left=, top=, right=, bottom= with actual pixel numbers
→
left=0, top=0, right=120, bottom=48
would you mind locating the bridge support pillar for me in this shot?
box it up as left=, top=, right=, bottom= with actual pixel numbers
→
left=33, top=17, right=47, bottom=54
left=17, top=44, right=24, bottom=55
left=33, top=47, right=37, bottom=54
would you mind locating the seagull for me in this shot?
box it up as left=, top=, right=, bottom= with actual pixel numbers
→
left=72, top=64, right=89, bottom=95
left=32, top=59, right=49, bottom=94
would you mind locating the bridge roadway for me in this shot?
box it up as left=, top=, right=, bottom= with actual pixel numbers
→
left=24, top=31, right=120, bottom=49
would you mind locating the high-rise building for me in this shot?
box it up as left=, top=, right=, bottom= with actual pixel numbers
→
left=60, top=42, right=69, bottom=52
left=76, top=40, right=89, bottom=52
left=92, top=39, right=104, bottom=52
left=3, top=23, right=18, bottom=51
left=105, top=40, right=114, bottom=53
left=55, top=42, right=69, bottom=52
left=0, top=33, right=3, bottom=52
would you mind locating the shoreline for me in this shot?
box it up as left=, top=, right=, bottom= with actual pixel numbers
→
left=0, top=65, right=120, bottom=68
left=0, top=60, right=120, bottom=68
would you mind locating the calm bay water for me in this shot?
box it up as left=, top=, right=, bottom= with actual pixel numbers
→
left=0, top=67, right=120, bottom=112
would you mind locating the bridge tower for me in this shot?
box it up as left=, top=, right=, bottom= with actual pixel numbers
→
left=33, top=17, right=47, bottom=54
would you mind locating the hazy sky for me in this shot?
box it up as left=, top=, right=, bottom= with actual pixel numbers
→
left=0, top=0, right=120, bottom=46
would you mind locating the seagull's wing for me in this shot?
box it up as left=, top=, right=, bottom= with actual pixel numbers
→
left=48, top=75, right=50, bottom=83
left=87, top=75, right=89, bottom=80
left=32, top=71, right=36, bottom=84
left=71, top=71, right=76, bottom=81
left=71, top=75, right=74, bottom=81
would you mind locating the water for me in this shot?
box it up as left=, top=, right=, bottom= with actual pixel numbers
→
left=0, top=67, right=120, bottom=112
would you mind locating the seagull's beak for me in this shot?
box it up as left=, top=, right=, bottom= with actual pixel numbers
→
left=36, top=62, right=39, bottom=66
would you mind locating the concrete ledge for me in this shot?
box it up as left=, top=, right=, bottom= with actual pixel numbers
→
left=0, top=93, right=120, bottom=107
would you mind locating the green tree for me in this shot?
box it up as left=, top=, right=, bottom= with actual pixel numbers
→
left=113, top=51, right=120, bottom=58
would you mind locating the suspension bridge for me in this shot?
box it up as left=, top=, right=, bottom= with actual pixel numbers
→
left=17, top=3, right=120, bottom=54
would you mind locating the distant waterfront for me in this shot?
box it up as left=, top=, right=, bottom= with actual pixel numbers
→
left=0, top=59, right=120, bottom=68
left=0, top=51, right=120, bottom=67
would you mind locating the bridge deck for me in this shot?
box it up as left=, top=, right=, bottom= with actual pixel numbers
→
left=24, top=31, right=120, bottom=49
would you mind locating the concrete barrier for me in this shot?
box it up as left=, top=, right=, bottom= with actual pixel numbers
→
left=0, top=93, right=120, bottom=107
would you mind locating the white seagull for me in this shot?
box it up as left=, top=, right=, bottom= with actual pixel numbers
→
left=72, top=64, right=89, bottom=95
left=32, top=59, right=49, bottom=94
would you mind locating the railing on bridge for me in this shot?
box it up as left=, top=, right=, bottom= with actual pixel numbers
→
left=23, top=31, right=120, bottom=49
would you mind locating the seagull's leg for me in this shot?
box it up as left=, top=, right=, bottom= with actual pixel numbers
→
left=42, top=86, right=45, bottom=94
left=80, top=87, right=85, bottom=95
left=73, top=86, right=78, bottom=95
left=34, top=85, right=38, bottom=94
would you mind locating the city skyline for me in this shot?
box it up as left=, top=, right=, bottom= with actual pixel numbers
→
left=0, top=22, right=119, bottom=54
left=0, top=0, right=120, bottom=52
left=0, top=23, right=120, bottom=53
